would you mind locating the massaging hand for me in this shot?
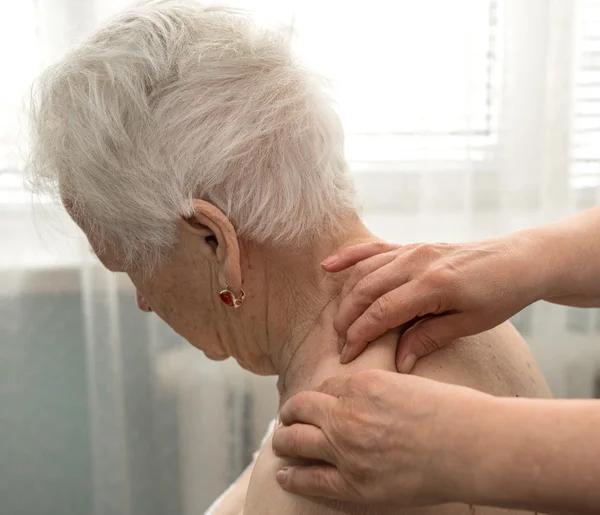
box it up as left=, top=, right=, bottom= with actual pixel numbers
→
left=272, top=369, right=489, bottom=505
left=323, top=233, right=549, bottom=372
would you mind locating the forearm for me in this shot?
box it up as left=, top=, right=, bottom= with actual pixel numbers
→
left=460, top=397, right=600, bottom=515
left=519, top=205, right=600, bottom=307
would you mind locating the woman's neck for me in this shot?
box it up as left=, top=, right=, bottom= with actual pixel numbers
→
left=275, top=297, right=399, bottom=407
left=251, top=222, right=399, bottom=406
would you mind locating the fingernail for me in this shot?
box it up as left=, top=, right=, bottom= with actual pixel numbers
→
left=276, top=468, right=289, bottom=486
left=400, top=354, right=417, bottom=374
left=340, top=344, right=349, bottom=364
left=321, top=256, right=338, bottom=268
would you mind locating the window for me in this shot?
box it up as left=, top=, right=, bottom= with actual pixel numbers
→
left=0, top=0, right=501, bottom=181
left=241, top=0, right=501, bottom=169
left=571, top=0, right=600, bottom=188
left=0, top=0, right=38, bottom=174
left=3, top=0, right=595, bottom=206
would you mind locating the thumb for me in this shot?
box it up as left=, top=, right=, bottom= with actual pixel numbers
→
left=316, top=373, right=353, bottom=397
left=276, top=465, right=352, bottom=501
left=396, top=314, right=468, bottom=373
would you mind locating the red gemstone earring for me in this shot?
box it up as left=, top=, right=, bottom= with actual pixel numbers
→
left=219, top=285, right=246, bottom=308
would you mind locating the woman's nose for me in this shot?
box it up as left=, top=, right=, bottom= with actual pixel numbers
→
left=135, top=290, right=153, bottom=312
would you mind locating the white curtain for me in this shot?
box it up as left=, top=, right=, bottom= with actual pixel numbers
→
left=1, top=1, right=600, bottom=514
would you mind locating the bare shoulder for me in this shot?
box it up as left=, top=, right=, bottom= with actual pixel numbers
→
left=245, top=433, right=535, bottom=515
left=244, top=323, right=549, bottom=515
left=411, top=322, right=552, bottom=399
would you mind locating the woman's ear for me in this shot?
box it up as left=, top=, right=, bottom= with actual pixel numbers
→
left=179, top=200, right=242, bottom=293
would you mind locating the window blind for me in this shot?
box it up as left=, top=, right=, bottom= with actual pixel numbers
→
left=571, top=0, right=600, bottom=187
left=0, top=0, right=502, bottom=179
left=268, top=0, right=502, bottom=166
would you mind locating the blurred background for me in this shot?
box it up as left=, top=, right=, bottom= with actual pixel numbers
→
left=2, top=0, right=600, bottom=514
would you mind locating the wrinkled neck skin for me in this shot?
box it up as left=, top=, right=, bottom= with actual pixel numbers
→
left=242, top=218, right=399, bottom=407
left=275, top=297, right=400, bottom=407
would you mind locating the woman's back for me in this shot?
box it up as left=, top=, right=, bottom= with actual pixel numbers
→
left=244, top=322, right=551, bottom=515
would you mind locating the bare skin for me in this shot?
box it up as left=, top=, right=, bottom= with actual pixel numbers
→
left=274, top=371, right=600, bottom=515
left=68, top=198, right=551, bottom=515
left=207, top=463, right=253, bottom=515
left=267, top=206, right=600, bottom=514
left=322, top=205, right=600, bottom=371
left=244, top=316, right=551, bottom=515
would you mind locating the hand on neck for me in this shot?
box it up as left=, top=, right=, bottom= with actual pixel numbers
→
left=274, top=295, right=400, bottom=406
left=245, top=220, right=400, bottom=405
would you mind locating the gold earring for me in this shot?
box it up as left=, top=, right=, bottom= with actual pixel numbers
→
left=219, top=285, right=245, bottom=308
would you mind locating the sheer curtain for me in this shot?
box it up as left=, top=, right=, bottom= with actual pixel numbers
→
left=1, top=1, right=600, bottom=515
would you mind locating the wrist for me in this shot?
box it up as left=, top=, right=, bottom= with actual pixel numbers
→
left=507, top=226, right=565, bottom=303
left=461, top=396, right=546, bottom=511
left=436, top=393, right=532, bottom=508
left=433, top=390, right=498, bottom=505
left=463, top=395, right=517, bottom=506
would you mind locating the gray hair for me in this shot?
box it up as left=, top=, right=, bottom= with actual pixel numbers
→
left=28, top=0, right=355, bottom=272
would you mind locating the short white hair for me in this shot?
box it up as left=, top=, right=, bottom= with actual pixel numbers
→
left=28, top=0, right=355, bottom=272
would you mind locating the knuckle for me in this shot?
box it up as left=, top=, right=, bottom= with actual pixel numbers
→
left=350, top=260, right=371, bottom=282
left=412, top=243, right=435, bottom=259
left=349, top=370, right=373, bottom=391
left=358, top=369, right=384, bottom=386
left=297, top=468, right=335, bottom=494
left=417, top=329, right=441, bottom=354
left=401, top=242, right=420, bottom=253
left=348, top=370, right=385, bottom=400
left=362, top=376, right=384, bottom=398
left=353, top=278, right=375, bottom=304
left=423, top=265, right=453, bottom=288
left=318, top=376, right=343, bottom=394
left=410, top=243, right=448, bottom=264
left=272, top=430, right=288, bottom=456
left=287, top=428, right=304, bottom=453
left=369, top=241, right=394, bottom=253
left=292, top=390, right=314, bottom=406
left=319, top=472, right=336, bottom=491
left=285, top=391, right=314, bottom=417
left=369, top=241, right=401, bottom=256
left=366, top=296, right=392, bottom=326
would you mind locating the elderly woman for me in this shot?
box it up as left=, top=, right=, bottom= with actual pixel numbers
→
left=29, top=2, right=551, bottom=514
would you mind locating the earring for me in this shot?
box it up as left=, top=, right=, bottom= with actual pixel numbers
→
left=219, top=285, right=246, bottom=308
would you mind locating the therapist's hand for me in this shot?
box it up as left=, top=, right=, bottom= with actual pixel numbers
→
left=323, top=233, right=550, bottom=372
left=272, top=370, right=489, bottom=505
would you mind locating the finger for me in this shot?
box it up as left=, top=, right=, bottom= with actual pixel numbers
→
left=339, top=251, right=398, bottom=302
left=395, top=313, right=471, bottom=373
left=321, top=241, right=400, bottom=272
left=276, top=465, right=354, bottom=502
left=272, top=424, right=336, bottom=464
left=335, top=258, right=410, bottom=338
left=343, top=283, right=437, bottom=364
left=279, top=390, right=336, bottom=427
left=314, top=373, right=354, bottom=397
